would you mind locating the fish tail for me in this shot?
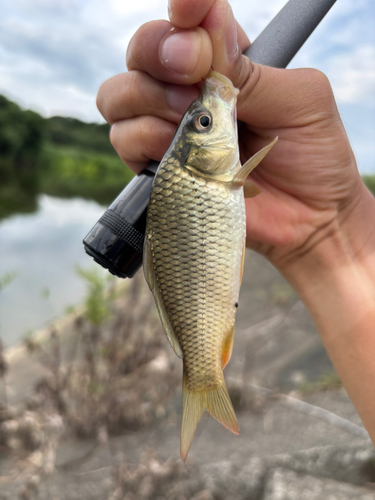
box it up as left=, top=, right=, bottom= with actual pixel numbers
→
left=180, top=371, right=239, bottom=461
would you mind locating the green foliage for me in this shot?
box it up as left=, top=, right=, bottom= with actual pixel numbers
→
left=40, top=143, right=133, bottom=204
left=0, top=94, right=134, bottom=220
left=45, top=116, right=114, bottom=155
left=0, top=95, right=44, bottom=172
left=64, top=305, right=76, bottom=315
left=298, top=372, right=342, bottom=394
left=76, top=266, right=116, bottom=326
left=362, top=175, right=375, bottom=194
left=0, top=96, right=45, bottom=219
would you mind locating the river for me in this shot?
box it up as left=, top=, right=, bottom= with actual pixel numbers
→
left=0, top=195, right=111, bottom=346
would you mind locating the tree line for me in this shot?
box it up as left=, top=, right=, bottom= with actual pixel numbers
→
left=0, top=95, right=132, bottom=219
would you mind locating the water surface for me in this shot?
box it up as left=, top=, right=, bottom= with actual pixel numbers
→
left=0, top=195, right=108, bottom=346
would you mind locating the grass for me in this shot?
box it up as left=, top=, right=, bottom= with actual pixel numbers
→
left=40, top=144, right=134, bottom=205
left=362, top=175, right=375, bottom=194
left=76, top=265, right=117, bottom=325
left=298, top=372, right=342, bottom=394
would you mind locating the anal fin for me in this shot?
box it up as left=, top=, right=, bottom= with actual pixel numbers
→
left=222, top=324, right=235, bottom=369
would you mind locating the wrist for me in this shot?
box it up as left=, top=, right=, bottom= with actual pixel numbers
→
left=275, top=181, right=375, bottom=442
left=277, top=181, right=375, bottom=309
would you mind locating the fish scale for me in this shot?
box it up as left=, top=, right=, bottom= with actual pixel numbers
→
left=144, top=71, right=277, bottom=460
left=147, top=157, right=245, bottom=391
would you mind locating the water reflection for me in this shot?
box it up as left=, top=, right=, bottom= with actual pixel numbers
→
left=0, top=195, right=108, bottom=346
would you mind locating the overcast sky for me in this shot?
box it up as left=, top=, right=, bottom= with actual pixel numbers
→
left=1, top=0, right=374, bottom=172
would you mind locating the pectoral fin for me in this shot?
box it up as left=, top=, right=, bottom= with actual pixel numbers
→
left=143, top=237, right=183, bottom=359
left=243, top=179, right=262, bottom=198
left=234, top=136, right=278, bottom=185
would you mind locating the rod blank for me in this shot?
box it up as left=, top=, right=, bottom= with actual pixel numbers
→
left=244, top=0, right=337, bottom=68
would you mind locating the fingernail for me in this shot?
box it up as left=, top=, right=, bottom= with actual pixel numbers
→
left=226, top=5, right=239, bottom=59
left=166, top=84, right=200, bottom=116
left=161, top=31, right=201, bottom=75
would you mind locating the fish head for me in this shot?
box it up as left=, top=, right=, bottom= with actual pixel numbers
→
left=171, top=72, right=240, bottom=180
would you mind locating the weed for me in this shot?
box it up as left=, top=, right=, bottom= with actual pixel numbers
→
left=298, top=372, right=342, bottom=394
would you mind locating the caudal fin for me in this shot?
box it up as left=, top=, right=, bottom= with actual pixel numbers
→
left=180, top=372, right=239, bottom=461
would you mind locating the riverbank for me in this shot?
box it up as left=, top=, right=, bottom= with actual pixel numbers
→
left=1, top=251, right=374, bottom=499
left=0, top=94, right=133, bottom=222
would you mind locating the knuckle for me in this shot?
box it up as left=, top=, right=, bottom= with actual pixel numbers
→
left=304, top=68, right=330, bottom=87
left=109, top=123, right=121, bottom=152
left=97, top=73, right=133, bottom=125
left=96, top=75, right=125, bottom=124
left=96, top=79, right=110, bottom=120
left=139, top=116, right=159, bottom=159
left=301, top=68, right=334, bottom=103
left=141, top=116, right=175, bottom=161
left=110, top=116, right=176, bottom=165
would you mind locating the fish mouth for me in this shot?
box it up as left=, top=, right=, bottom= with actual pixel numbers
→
left=205, top=71, right=239, bottom=103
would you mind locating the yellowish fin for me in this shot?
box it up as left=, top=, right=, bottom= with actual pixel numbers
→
left=234, top=136, right=278, bottom=186
left=180, top=372, right=239, bottom=461
left=221, top=324, right=235, bottom=369
left=243, top=179, right=262, bottom=198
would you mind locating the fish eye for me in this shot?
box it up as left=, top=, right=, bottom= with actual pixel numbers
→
left=199, top=115, right=211, bottom=127
left=194, top=113, right=212, bottom=131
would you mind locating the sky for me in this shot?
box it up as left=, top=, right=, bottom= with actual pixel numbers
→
left=0, top=0, right=374, bottom=172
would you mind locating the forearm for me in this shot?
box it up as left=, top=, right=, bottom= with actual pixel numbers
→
left=279, top=182, right=375, bottom=442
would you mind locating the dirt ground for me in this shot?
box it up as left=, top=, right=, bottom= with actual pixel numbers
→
left=1, top=250, right=374, bottom=499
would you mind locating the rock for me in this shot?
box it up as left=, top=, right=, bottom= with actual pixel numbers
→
left=263, top=467, right=375, bottom=500
left=266, top=441, right=375, bottom=485
left=190, top=490, right=215, bottom=500
left=200, top=457, right=266, bottom=500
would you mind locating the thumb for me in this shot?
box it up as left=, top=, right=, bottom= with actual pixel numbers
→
left=170, top=0, right=337, bottom=132
left=202, top=1, right=337, bottom=131
left=200, top=0, right=251, bottom=87
left=169, top=0, right=251, bottom=88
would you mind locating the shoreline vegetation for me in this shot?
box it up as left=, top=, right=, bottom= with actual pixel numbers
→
left=0, top=94, right=133, bottom=220
left=1, top=261, right=372, bottom=499
left=1, top=97, right=375, bottom=497
left=1, top=93, right=375, bottom=221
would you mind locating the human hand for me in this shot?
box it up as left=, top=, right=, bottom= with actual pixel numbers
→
left=97, top=0, right=368, bottom=272
left=97, top=0, right=375, bottom=444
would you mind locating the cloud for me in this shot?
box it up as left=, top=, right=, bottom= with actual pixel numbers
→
left=0, top=0, right=168, bottom=120
left=0, top=0, right=374, bottom=171
left=328, top=45, right=375, bottom=105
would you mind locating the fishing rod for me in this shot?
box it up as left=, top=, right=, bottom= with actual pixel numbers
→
left=83, top=0, right=337, bottom=278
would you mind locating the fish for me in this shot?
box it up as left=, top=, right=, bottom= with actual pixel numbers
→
left=143, top=71, right=277, bottom=460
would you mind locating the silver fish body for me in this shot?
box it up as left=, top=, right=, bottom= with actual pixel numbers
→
left=146, top=156, right=245, bottom=389
left=144, top=72, right=277, bottom=460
